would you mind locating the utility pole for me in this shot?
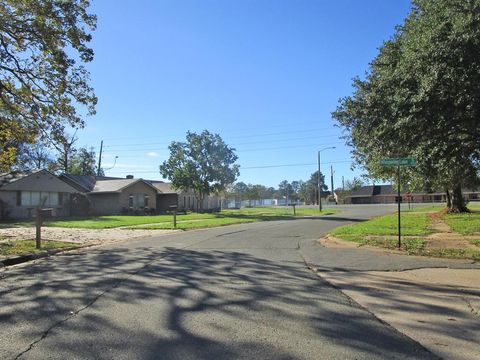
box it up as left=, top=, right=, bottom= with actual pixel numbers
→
left=317, top=152, right=321, bottom=212
left=317, top=147, right=336, bottom=212
left=97, top=140, right=103, bottom=177
left=330, top=165, right=334, bottom=196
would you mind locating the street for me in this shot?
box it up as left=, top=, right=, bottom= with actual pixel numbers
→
left=0, top=205, right=442, bottom=359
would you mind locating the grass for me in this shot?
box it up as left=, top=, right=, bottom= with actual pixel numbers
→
left=0, top=220, right=35, bottom=229
left=336, top=234, right=427, bottom=255
left=467, top=202, right=480, bottom=210
left=0, top=206, right=338, bottom=230
left=0, top=240, right=77, bottom=257
left=421, top=248, right=480, bottom=261
left=330, top=208, right=480, bottom=260
left=331, top=212, right=431, bottom=238
left=404, top=204, right=446, bottom=213
left=443, top=211, right=480, bottom=235
left=45, top=213, right=218, bottom=229
left=470, top=239, right=480, bottom=246
left=137, top=217, right=259, bottom=230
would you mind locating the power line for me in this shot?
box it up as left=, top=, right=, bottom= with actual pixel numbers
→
left=103, top=141, right=345, bottom=155
left=104, top=159, right=354, bottom=173
left=103, top=132, right=340, bottom=149
left=102, top=126, right=339, bottom=145
left=241, top=160, right=352, bottom=169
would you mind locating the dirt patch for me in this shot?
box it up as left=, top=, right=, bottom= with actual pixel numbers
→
left=427, top=211, right=452, bottom=233
left=0, top=226, right=177, bottom=247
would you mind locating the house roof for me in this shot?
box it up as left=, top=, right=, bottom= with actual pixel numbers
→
left=0, top=169, right=77, bottom=193
left=373, top=185, right=396, bottom=196
left=149, top=181, right=178, bottom=194
left=349, top=185, right=374, bottom=197
left=60, top=174, right=96, bottom=192
left=350, top=185, right=396, bottom=197
left=0, top=170, right=38, bottom=187
left=91, top=178, right=159, bottom=193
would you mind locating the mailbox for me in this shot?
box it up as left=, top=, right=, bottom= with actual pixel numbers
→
left=39, top=208, right=53, bottom=219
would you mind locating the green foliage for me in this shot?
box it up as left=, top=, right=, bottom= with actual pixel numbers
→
left=278, top=180, right=293, bottom=199
left=69, top=147, right=98, bottom=175
left=159, top=130, right=240, bottom=209
left=332, top=0, right=480, bottom=212
left=298, top=171, right=327, bottom=205
left=345, top=177, right=364, bottom=191
left=0, top=119, right=35, bottom=171
left=0, top=0, right=97, bottom=170
left=232, top=182, right=248, bottom=200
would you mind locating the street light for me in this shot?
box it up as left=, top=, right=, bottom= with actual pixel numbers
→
left=103, top=156, right=119, bottom=172
left=318, top=147, right=336, bottom=212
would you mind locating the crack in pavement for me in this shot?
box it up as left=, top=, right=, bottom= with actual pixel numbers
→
left=462, top=296, right=480, bottom=318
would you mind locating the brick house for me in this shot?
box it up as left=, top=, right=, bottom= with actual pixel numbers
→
left=0, top=169, right=77, bottom=219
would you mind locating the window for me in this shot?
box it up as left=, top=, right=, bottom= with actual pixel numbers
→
left=129, top=194, right=146, bottom=208
left=49, top=192, right=59, bottom=206
left=20, top=191, right=60, bottom=207
left=31, top=192, right=41, bottom=206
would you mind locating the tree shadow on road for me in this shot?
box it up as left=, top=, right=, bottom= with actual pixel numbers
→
left=0, top=246, right=435, bottom=359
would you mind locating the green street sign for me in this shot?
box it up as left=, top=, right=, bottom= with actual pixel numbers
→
left=380, top=157, right=417, bottom=166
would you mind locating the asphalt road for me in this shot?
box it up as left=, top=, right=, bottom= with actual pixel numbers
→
left=0, top=204, right=446, bottom=359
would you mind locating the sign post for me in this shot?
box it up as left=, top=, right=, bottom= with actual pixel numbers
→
left=169, top=205, right=178, bottom=228
left=379, top=158, right=417, bottom=249
left=35, top=208, right=42, bottom=249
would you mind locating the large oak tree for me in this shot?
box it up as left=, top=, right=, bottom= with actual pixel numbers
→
left=159, top=130, right=240, bottom=211
left=0, top=0, right=97, bottom=171
left=332, top=0, right=480, bottom=212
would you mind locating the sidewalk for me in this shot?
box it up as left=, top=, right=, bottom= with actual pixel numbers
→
left=301, top=237, right=480, bottom=360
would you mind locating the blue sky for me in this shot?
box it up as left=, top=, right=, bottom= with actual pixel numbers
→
left=77, top=0, right=412, bottom=189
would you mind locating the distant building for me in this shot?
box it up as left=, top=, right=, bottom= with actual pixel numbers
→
left=345, top=185, right=479, bottom=204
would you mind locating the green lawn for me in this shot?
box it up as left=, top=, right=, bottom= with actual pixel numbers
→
left=443, top=211, right=480, bottom=235
left=331, top=212, right=431, bottom=238
left=0, top=240, right=77, bottom=257
left=137, top=217, right=259, bottom=230
left=404, top=204, right=446, bottom=213
left=468, top=202, right=480, bottom=210
left=0, top=206, right=337, bottom=230
left=45, top=213, right=218, bottom=229
left=330, top=208, right=480, bottom=260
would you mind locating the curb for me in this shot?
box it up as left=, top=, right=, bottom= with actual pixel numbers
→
left=0, top=245, right=88, bottom=268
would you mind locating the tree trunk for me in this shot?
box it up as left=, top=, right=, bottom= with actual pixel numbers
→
left=445, top=188, right=451, bottom=209
left=448, top=185, right=469, bottom=213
